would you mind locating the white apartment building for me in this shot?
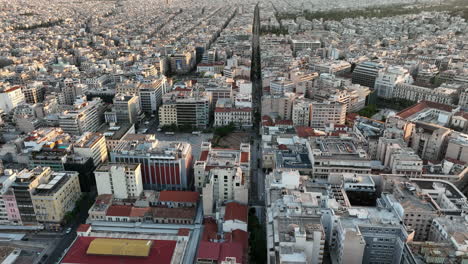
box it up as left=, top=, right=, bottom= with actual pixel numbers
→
left=138, top=76, right=168, bottom=114
left=292, top=99, right=311, bottom=126
left=309, top=101, right=347, bottom=128
left=59, top=98, right=104, bottom=135
left=270, top=78, right=295, bottom=95
left=202, top=167, right=248, bottom=216
left=375, top=66, right=413, bottom=99
left=74, top=132, right=108, bottom=167
left=94, top=163, right=143, bottom=199
left=291, top=39, right=321, bottom=52
left=265, top=170, right=326, bottom=264
left=194, top=142, right=251, bottom=190
left=393, top=83, right=456, bottom=105
left=0, top=86, right=25, bottom=113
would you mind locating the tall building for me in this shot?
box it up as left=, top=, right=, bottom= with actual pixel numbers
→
left=95, top=163, right=143, bottom=199
left=22, top=82, right=44, bottom=104
left=351, top=61, right=385, bottom=88
left=374, top=66, right=413, bottom=99
left=309, top=101, right=347, bottom=128
left=74, top=132, right=108, bottom=167
left=138, top=77, right=168, bottom=114
left=31, top=170, right=81, bottom=230
left=61, top=78, right=88, bottom=105
left=0, top=171, right=18, bottom=224
left=59, top=97, right=104, bottom=135
left=11, top=167, right=52, bottom=224
left=270, top=77, right=295, bottom=95
left=159, top=90, right=210, bottom=129
left=202, top=167, right=248, bottom=215
left=194, top=142, right=251, bottom=189
left=110, top=135, right=192, bottom=190
left=168, top=48, right=196, bottom=74
left=112, top=94, right=141, bottom=124
left=261, top=93, right=297, bottom=121
left=0, top=85, right=25, bottom=113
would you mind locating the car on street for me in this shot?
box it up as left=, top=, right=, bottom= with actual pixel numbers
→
left=65, top=228, right=72, bottom=234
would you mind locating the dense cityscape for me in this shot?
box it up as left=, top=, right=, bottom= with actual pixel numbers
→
left=0, top=0, right=467, bottom=263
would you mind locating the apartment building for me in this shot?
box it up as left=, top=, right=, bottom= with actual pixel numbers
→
left=377, top=138, right=423, bottom=176
left=261, top=93, right=297, bottom=121
left=375, top=66, right=413, bottom=99
left=22, top=82, right=44, bottom=104
left=73, top=132, right=108, bottom=167
left=445, top=132, right=468, bottom=163
left=0, top=85, right=25, bottom=113
left=202, top=167, right=248, bottom=216
left=138, top=77, right=168, bottom=114
left=61, top=78, right=88, bottom=105
left=112, top=94, right=141, bottom=124
left=213, top=98, right=252, bottom=128
left=159, top=90, right=210, bottom=129
left=110, top=135, right=192, bottom=190
left=292, top=99, right=311, bottom=126
left=390, top=182, right=439, bottom=241
left=351, top=61, right=385, bottom=88
left=265, top=170, right=325, bottom=264
left=270, top=77, right=295, bottom=95
left=0, top=172, right=17, bottom=224
left=95, top=163, right=143, bottom=199
left=393, top=83, right=456, bottom=105
left=309, top=101, right=347, bottom=128
left=59, top=97, right=104, bottom=135
left=11, top=167, right=52, bottom=224
left=31, top=171, right=81, bottom=230
left=194, top=142, right=250, bottom=190
left=309, top=135, right=372, bottom=180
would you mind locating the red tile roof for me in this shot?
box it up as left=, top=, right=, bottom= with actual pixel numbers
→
left=224, top=202, right=248, bottom=223
left=130, top=207, right=150, bottom=217
left=159, top=191, right=199, bottom=203
left=197, top=241, right=221, bottom=260
left=62, top=237, right=176, bottom=264
left=202, top=217, right=218, bottom=241
left=278, top=144, right=289, bottom=150
left=445, top=157, right=466, bottom=165
left=77, top=224, right=91, bottom=232
left=295, top=126, right=317, bottom=138
left=95, top=194, right=113, bottom=205
left=106, top=205, right=132, bottom=217
left=275, top=120, right=293, bottom=126
left=230, top=229, right=248, bottom=252
left=396, top=101, right=454, bottom=119
left=262, top=115, right=274, bottom=127
left=219, top=242, right=243, bottom=264
left=3, top=86, right=21, bottom=93
left=240, top=152, right=249, bottom=163
left=177, top=228, right=190, bottom=236
left=152, top=207, right=196, bottom=219
left=199, top=150, right=209, bottom=161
